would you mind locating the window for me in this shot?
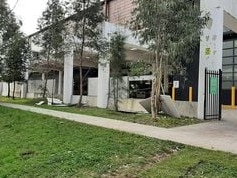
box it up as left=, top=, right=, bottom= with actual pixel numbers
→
left=223, top=65, right=233, bottom=73
left=222, top=72, right=232, bottom=81
left=235, top=40, right=237, bottom=47
left=129, top=80, right=151, bottom=99
left=223, top=41, right=233, bottom=49
left=222, top=81, right=233, bottom=89
left=223, top=57, right=233, bottom=65
left=222, top=39, right=237, bottom=89
left=223, top=49, right=234, bottom=57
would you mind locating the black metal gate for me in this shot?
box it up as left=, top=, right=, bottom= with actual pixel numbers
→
left=204, top=69, right=222, bottom=120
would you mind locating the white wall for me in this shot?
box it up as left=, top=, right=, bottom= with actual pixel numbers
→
left=0, top=83, right=2, bottom=95
left=103, top=22, right=147, bottom=50
left=198, top=0, right=237, bottom=119
left=88, top=78, right=98, bottom=96
left=0, top=79, right=57, bottom=98
left=2, top=82, right=22, bottom=97
left=63, top=49, right=74, bottom=104
left=198, top=7, right=224, bottom=119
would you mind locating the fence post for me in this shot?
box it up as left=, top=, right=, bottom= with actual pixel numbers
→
left=172, top=87, right=175, bottom=101
left=219, top=69, right=222, bottom=120
left=189, top=87, right=193, bottom=102
left=231, top=86, right=236, bottom=108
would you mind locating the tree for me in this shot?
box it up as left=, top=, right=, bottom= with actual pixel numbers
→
left=36, top=0, right=65, bottom=99
left=0, top=0, right=8, bottom=32
left=131, top=0, right=208, bottom=119
left=0, top=1, right=25, bottom=98
left=2, top=33, right=30, bottom=99
left=68, top=0, right=105, bottom=107
left=109, top=32, right=126, bottom=111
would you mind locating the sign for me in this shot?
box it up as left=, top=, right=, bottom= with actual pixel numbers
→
left=209, top=77, right=218, bottom=94
left=173, top=81, right=179, bottom=89
left=205, top=48, right=211, bottom=55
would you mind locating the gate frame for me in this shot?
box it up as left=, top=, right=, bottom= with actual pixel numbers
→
left=204, top=68, right=222, bottom=120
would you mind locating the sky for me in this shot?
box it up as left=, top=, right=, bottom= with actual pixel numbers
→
left=7, top=0, right=48, bottom=35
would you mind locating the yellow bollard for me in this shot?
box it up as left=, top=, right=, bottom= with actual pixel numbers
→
left=172, top=87, right=175, bottom=101
left=231, top=86, right=236, bottom=108
left=189, top=87, right=193, bottom=102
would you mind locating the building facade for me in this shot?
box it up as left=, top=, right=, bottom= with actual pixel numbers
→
left=1, top=0, right=237, bottom=119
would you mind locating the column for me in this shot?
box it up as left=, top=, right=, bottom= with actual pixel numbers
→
left=197, top=7, right=224, bottom=119
left=58, top=71, right=63, bottom=95
left=97, top=57, right=110, bottom=108
left=42, top=73, right=45, bottom=80
left=63, top=49, right=74, bottom=104
left=21, top=68, right=29, bottom=98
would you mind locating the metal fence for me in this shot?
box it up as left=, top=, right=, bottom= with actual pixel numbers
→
left=204, top=69, right=222, bottom=120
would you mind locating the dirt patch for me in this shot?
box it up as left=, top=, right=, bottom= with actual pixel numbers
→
left=101, top=148, right=181, bottom=178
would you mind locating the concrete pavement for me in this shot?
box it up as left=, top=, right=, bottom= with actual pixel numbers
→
left=1, top=102, right=237, bottom=154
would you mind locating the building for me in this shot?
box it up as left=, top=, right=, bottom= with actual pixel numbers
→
left=1, top=0, right=237, bottom=119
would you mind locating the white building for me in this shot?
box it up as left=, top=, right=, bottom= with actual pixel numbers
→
left=1, top=0, right=237, bottom=119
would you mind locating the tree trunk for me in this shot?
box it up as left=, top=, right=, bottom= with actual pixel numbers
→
left=77, top=0, right=86, bottom=107
left=12, top=81, right=15, bottom=100
left=51, top=70, right=56, bottom=104
left=78, top=65, right=83, bottom=107
left=113, top=78, right=119, bottom=111
left=116, top=79, right=119, bottom=111
left=151, top=51, right=163, bottom=120
left=163, top=60, right=169, bottom=93
left=43, top=74, right=48, bottom=98
left=7, top=82, right=10, bottom=98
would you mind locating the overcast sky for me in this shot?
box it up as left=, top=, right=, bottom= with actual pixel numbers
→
left=7, top=0, right=48, bottom=35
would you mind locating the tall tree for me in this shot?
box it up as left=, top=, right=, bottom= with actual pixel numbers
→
left=131, top=0, right=208, bottom=119
left=36, top=0, right=65, bottom=99
left=68, top=0, right=105, bottom=107
left=2, top=33, right=30, bottom=99
left=109, top=32, right=126, bottom=111
left=0, top=1, right=24, bottom=98
left=0, top=0, right=8, bottom=33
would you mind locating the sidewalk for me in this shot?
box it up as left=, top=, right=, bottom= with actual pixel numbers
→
left=1, top=102, right=237, bottom=155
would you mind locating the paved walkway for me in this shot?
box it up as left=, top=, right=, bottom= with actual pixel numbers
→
left=1, top=102, right=237, bottom=154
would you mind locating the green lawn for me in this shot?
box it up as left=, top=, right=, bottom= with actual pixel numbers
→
left=0, top=97, right=202, bottom=128
left=1, top=106, right=237, bottom=177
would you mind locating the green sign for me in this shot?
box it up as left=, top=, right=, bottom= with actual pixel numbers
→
left=209, top=77, right=218, bottom=95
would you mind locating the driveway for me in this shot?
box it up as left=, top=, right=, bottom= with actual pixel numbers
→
left=171, top=109, right=237, bottom=154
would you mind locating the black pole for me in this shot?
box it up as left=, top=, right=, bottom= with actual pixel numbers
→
left=204, top=68, right=207, bottom=120
left=219, top=69, right=222, bottom=120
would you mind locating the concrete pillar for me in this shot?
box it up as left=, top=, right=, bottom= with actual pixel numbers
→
left=63, top=49, right=74, bottom=104
left=0, top=82, right=3, bottom=95
left=197, top=7, right=224, bottom=119
left=58, top=71, right=63, bottom=95
left=42, top=73, right=46, bottom=80
left=20, top=83, right=27, bottom=98
left=97, top=57, right=110, bottom=108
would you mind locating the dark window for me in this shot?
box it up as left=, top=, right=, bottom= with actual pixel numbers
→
left=129, top=80, right=151, bottom=99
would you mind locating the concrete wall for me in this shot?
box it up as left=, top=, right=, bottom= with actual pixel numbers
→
left=1, top=82, right=22, bottom=97
left=198, top=0, right=237, bottom=119
left=103, top=22, right=145, bottom=49
left=175, top=101, right=198, bottom=118
left=1, top=79, right=57, bottom=98
left=71, top=95, right=97, bottom=107
left=88, top=78, right=98, bottom=96
left=201, top=0, right=237, bottom=19
left=0, top=83, right=2, bottom=95
left=198, top=2, right=225, bottom=119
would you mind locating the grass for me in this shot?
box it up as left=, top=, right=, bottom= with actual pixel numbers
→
left=141, top=148, right=237, bottom=178
left=0, top=96, right=202, bottom=128
left=1, top=106, right=237, bottom=177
